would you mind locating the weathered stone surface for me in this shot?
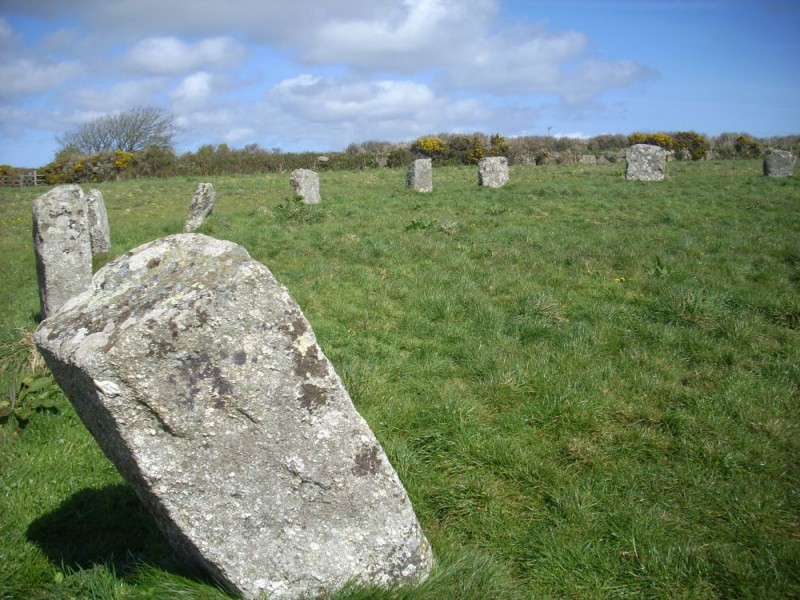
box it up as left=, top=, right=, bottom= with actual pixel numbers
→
left=763, top=149, right=796, bottom=177
left=406, top=159, right=432, bottom=192
left=34, top=233, right=433, bottom=599
left=290, top=169, right=321, bottom=204
left=478, top=156, right=509, bottom=188
left=32, top=185, right=93, bottom=319
left=86, top=188, right=111, bottom=254
left=625, top=144, right=667, bottom=181
left=183, top=183, right=215, bottom=232
left=579, top=154, right=597, bottom=164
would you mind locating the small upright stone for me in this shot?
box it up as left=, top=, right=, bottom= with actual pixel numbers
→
left=32, top=184, right=93, bottom=319
left=86, top=188, right=111, bottom=254
left=183, top=183, right=215, bottom=232
left=478, top=156, right=509, bottom=188
left=406, top=159, right=433, bottom=192
left=763, top=149, right=796, bottom=177
left=579, top=155, right=597, bottom=164
left=34, top=234, right=433, bottom=599
left=290, top=169, right=321, bottom=204
left=625, top=144, right=667, bottom=181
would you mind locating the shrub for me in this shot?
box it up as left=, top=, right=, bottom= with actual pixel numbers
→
left=387, top=147, right=415, bottom=168
left=465, top=135, right=486, bottom=165
left=671, top=131, right=709, bottom=161
left=489, top=134, right=510, bottom=158
left=411, top=136, right=449, bottom=159
left=628, top=132, right=675, bottom=150
left=587, top=134, right=628, bottom=151
left=113, top=150, right=135, bottom=171
left=735, top=134, right=761, bottom=158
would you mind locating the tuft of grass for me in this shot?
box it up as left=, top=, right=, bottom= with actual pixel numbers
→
left=1, top=161, right=799, bottom=598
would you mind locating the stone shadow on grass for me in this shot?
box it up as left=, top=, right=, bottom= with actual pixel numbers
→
left=26, top=483, right=210, bottom=584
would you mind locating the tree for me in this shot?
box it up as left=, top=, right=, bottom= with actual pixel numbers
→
left=56, top=106, right=176, bottom=154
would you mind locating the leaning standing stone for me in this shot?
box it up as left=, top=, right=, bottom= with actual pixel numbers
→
left=406, top=159, right=433, bottom=192
left=625, top=144, right=667, bottom=181
left=478, top=156, right=509, bottom=188
left=763, top=149, right=796, bottom=177
left=86, top=188, right=111, bottom=254
left=32, top=184, right=93, bottom=319
left=34, top=233, right=433, bottom=600
left=290, top=168, right=321, bottom=204
left=183, top=183, right=215, bottom=232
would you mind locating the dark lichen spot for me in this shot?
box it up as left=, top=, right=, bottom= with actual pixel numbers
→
left=288, top=317, right=308, bottom=340
left=293, top=344, right=327, bottom=378
left=352, top=445, right=382, bottom=477
left=214, top=398, right=226, bottom=409
left=299, top=383, right=327, bottom=414
left=147, top=257, right=161, bottom=269
left=233, top=351, right=247, bottom=366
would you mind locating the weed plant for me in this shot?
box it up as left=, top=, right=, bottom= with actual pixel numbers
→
left=1, top=160, right=798, bottom=598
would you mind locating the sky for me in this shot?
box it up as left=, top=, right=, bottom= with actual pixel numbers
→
left=1, top=0, right=798, bottom=168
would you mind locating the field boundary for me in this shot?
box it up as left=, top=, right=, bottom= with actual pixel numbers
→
left=1, top=172, right=46, bottom=187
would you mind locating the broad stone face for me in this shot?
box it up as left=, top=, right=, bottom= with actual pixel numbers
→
left=478, top=156, right=509, bottom=188
left=86, top=188, right=111, bottom=254
left=34, top=234, right=432, bottom=599
left=32, top=184, right=93, bottom=319
left=289, top=169, right=321, bottom=204
left=406, top=159, right=432, bottom=192
left=183, top=183, right=216, bottom=232
left=763, top=149, right=796, bottom=177
left=625, top=144, right=666, bottom=181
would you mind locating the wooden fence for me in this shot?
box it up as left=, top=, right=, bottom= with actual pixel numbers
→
left=1, top=172, right=46, bottom=187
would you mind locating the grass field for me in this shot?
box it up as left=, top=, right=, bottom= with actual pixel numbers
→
left=1, top=160, right=799, bottom=598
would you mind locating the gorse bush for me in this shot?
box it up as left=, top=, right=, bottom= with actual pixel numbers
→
left=411, top=136, right=450, bottom=159
left=735, top=134, right=762, bottom=158
left=671, top=131, right=709, bottom=160
left=628, top=132, right=676, bottom=150
left=489, top=134, right=510, bottom=158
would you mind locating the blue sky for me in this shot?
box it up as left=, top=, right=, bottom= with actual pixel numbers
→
left=1, top=0, right=798, bottom=167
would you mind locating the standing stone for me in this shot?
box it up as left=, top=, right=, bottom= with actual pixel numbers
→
left=625, top=144, right=667, bottom=181
left=183, top=183, right=215, bottom=232
left=406, top=159, right=432, bottom=192
left=478, top=156, right=509, bottom=188
left=290, top=169, right=321, bottom=204
left=86, top=188, right=111, bottom=254
left=32, top=185, right=93, bottom=320
left=34, top=233, right=433, bottom=600
left=763, top=149, right=796, bottom=177
left=579, top=155, right=597, bottom=164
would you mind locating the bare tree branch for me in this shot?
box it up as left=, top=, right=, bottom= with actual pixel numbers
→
left=56, top=107, right=176, bottom=154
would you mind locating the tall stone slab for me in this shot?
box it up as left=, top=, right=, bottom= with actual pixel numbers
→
left=290, top=169, right=321, bottom=204
left=478, top=156, right=509, bottom=188
left=32, top=184, right=93, bottom=319
left=763, top=149, right=796, bottom=177
left=183, top=183, right=215, bottom=232
left=625, top=144, right=667, bottom=181
left=34, top=234, right=433, bottom=599
left=406, top=159, right=433, bottom=192
left=86, top=188, right=111, bottom=254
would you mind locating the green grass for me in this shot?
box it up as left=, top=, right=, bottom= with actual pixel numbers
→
left=1, top=160, right=799, bottom=598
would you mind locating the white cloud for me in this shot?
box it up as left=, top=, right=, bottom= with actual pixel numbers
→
left=66, top=78, right=166, bottom=112
left=304, top=0, right=493, bottom=71
left=0, top=18, right=20, bottom=49
left=0, top=57, right=83, bottom=100
left=269, top=75, right=438, bottom=122
left=126, top=36, right=247, bottom=75
left=169, top=72, right=214, bottom=110
left=560, top=59, right=658, bottom=105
